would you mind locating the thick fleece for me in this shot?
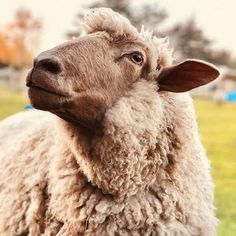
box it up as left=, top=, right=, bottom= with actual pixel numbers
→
left=0, top=82, right=216, bottom=235
left=0, top=8, right=216, bottom=236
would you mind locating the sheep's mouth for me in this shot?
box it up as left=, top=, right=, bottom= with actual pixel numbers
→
left=26, top=69, right=70, bottom=97
left=27, top=82, right=69, bottom=97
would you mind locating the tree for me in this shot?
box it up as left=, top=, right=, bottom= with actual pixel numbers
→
left=169, top=19, right=212, bottom=60
left=0, top=8, right=42, bottom=68
left=0, top=33, right=10, bottom=65
left=169, top=18, right=235, bottom=68
left=67, top=0, right=167, bottom=38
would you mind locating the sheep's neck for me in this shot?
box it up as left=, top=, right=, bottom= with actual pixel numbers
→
left=55, top=112, right=104, bottom=139
left=60, top=118, right=179, bottom=201
left=58, top=81, right=188, bottom=200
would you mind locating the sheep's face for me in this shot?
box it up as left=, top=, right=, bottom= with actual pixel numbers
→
left=26, top=8, right=219, bottom=132
left=26, top=32, right=153, bottom=130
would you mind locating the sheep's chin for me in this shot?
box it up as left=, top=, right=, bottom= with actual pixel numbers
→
left=28, top=87, right=70, bottom=111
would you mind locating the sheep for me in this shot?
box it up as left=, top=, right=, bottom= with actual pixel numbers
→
left=0, top=8, right=219, bottom=236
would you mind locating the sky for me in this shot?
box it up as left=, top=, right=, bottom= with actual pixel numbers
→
left=0, top=0, right=236, bottom=57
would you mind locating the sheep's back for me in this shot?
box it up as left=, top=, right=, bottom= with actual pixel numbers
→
left=0, top=110, right=56, bottom=234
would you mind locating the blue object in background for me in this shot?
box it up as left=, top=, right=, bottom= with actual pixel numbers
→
left=225, top=91, right=236, bottom=103
left=24, top=105, right=33, bottom=110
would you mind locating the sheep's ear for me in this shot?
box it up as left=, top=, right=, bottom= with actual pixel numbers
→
left=154, top=59, right=219, bottom=92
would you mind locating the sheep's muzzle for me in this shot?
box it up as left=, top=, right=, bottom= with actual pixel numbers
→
left=26, top=52, right=71, bottom=110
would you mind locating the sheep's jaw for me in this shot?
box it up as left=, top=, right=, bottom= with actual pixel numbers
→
left=26, top=68, right=107, bottom=132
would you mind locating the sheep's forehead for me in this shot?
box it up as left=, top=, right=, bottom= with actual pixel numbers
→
left=83, top=8, right=173, bottom=67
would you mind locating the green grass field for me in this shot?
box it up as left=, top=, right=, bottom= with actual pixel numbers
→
left=194, top=99, right=236, bottom=236
left=0, top=87, right=235, bottom=235
left=0, top=87, right=28, bottom=120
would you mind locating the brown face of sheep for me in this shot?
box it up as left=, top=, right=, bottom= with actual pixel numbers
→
left=26, top=33, right=152, bottom=129
left=26, top=32, right=219, bottom=131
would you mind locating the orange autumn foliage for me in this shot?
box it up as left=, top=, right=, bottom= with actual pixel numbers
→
left=0, top=8, right=41, bottom=68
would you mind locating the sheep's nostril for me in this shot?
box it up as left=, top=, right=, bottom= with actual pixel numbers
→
left=34, top=57, right=63, bottom=74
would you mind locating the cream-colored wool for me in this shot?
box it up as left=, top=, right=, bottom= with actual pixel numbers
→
left=0, top=8, right=216, bottom=236
left=84, top=8, right=138, bottom=37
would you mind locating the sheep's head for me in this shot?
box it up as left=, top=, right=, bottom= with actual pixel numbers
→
left=26, top=8, right=219, bottom=131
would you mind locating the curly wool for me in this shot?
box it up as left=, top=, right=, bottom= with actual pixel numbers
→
left=83, top=8, right=139, bottom=38
left=0, top=81, right=216, bottom=235
left=0, top=8, right=216, bottom=236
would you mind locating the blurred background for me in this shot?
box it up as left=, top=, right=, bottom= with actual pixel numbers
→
left=0, top=0, right=235, bottom=235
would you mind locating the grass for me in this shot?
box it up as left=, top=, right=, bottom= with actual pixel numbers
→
left=0, top=87, right=235, bottom=235
left=0, top=86, right=28, bottom=120
left=194, top=99, right=236, bottom=236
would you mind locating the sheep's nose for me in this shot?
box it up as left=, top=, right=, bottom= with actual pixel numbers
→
left=33, top=56, right=63, bottom=74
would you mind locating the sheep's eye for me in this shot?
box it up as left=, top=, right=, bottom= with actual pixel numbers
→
left=128, top=52, right=143, bottom=65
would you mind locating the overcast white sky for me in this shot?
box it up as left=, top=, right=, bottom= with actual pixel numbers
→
left=0, top=0, right=236, bottom=57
